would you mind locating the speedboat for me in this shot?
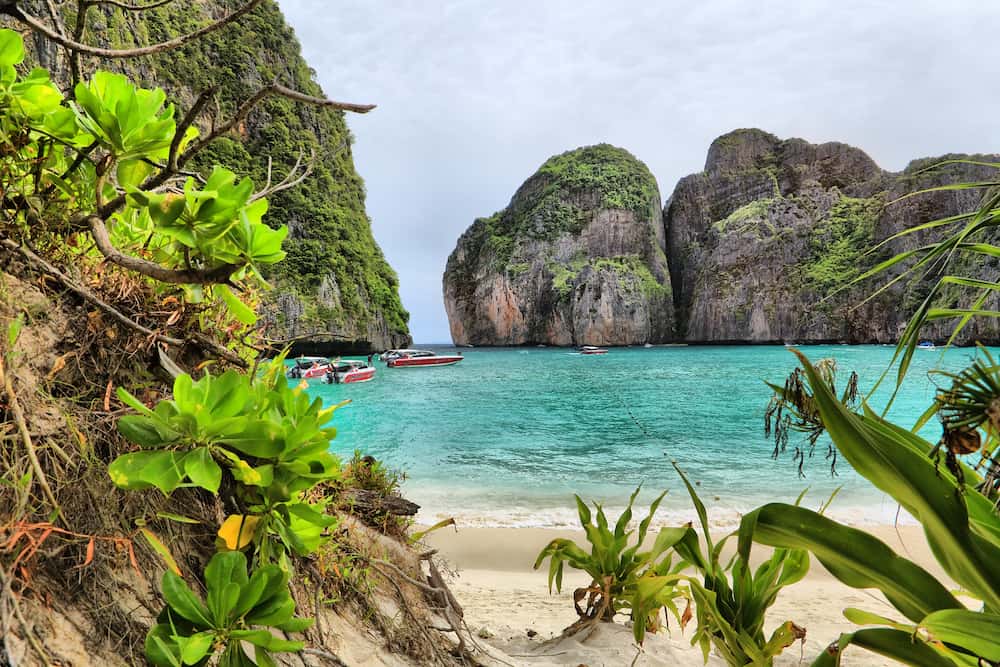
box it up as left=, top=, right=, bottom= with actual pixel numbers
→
left=322, top=359, right=376, bottom=384
left=286, top=356, right=332, bottom=379
left=383, top=349, right=464, bottom=367
left=580, top=346, right=608, bottom=355
left=917, top=341, right=936, bottom=350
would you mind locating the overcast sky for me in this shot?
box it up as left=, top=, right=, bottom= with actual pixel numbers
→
left=276, top=1, right=1000, bottom=343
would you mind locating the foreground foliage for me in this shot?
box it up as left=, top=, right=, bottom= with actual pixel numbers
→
left=663, top=465, right=808, bottom=666
left=146, top=551, right=310, bottom=667
left=751, top=350, right=1000, bottom=666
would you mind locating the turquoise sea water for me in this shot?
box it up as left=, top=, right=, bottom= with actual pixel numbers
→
left=303, top=345, right=985, bottom=529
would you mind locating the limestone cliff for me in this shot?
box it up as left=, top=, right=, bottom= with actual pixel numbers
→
left=443, top=145, right=673, bottom=346
left=664, top=129, right=1000, bottom=343
left=18, top=0, right=411, bottom=352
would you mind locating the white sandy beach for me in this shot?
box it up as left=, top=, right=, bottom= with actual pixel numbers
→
left=424, top=525, right=950, bottom=666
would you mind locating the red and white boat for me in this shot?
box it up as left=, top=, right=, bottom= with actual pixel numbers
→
left=579, top=346, right=609, bottom=355
left=287, top=356, right=333, bottom=379
left=321, top=360, right=376, bottom=384
left=381, top=349, right=464, bottom=368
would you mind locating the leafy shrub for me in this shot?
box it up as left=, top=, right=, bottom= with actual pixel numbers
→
left=109, top=357, right=345, bottom=564
left=534, top=487, right=688, bottom=642
left=145, top=550, right=311, bottom=667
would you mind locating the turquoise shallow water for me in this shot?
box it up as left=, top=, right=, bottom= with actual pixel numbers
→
left=303, top=344, right=985, bottom=528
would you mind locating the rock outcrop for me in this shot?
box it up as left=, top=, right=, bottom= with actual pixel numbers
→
left=665, top=128, right=1000, bottom=343
left=443, top=145, right=673, bottom=346
left=447, top=130, right=1000, bottom=346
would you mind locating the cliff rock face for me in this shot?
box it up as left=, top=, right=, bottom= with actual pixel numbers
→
left=443, top=145, right=673, bottom=346
left=18, top=0, right=411, bottom=352
left=665, top=129, right=1000, bottom=343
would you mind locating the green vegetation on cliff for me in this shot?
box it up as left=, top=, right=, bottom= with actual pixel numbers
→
left=94, top=0, right=409, bottom=339
left=801, top=194, right=884, bottom=294
left=485, top=144, right=660, bottom=267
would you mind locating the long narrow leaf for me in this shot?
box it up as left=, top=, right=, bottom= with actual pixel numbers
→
left=740, top=503, right=960, bottom=622
left=793, top=350, right=1000, bottom=609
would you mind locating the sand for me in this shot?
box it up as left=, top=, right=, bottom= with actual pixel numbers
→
left=423, top=524, right=950, bottom=666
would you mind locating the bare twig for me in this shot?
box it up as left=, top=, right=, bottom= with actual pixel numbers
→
left=0, top=357, right=61, bottom=517
left=1, top=566, right=51, bottom=664
left=99, top=84, right=373, bottom=218
left=301, top=648, right=348, bottom=667
left=168, top=87, right=217, bottom=171
left=369, top=563, right=447, bottom=666
left=42, top=0, right=67, bottom=38
left=85, top=0, right=178, bottom=10
left=179, top=84, right=372, bottom=172
left=250, top=148, right=316, bottom=202
left=8, top=0, right=267, bottom=58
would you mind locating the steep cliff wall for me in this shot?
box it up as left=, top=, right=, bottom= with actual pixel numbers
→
left=664, top=129, right=1000, bottom=343
left=443, top=144, right=673, bottom=346
left=20, top=0, right=410, bottom=352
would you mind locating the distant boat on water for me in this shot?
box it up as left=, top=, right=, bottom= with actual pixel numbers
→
left=286, top=356, right=332, bottom=379
left=321, top=359, right=376, bottom=384
left=381, top=349, right=464, bottom=367
left=579, top=346, right=608, bottom=355
left=917, top=341, right=936, bottom=350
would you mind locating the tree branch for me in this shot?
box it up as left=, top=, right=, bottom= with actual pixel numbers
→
left=85, top=0, right=178, bottom=11
left=250, top=147, right=314, bottom=202
left=87, top=215, right=242, bottom=284
left=168, top=87, right=216, bottom=170
left=9, top=0, right=266, bottom=58
left=99, top=84, right=374, bottom=218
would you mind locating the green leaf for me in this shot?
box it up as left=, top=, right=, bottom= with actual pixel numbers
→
left=140, top=528, right=182, bottom=576
left=161, top=571, right=212, bottom=627
left=215, top=284, right=256, bottom=325
left=0, top=29, right=25, bottom=67
left=740, top=503, right=961, bottom=623
left=108, top=450, right=186, bottom=493
left=184, top=447, right=221, bottom=493
left=117, top=386, right=153, bottom=415
left=811, top=628, right=957, bottom=667
left=919, top=609, right=1000, bottom=662
left=178, top=630, right=214, bottom=665
left=118, top=415, right=167, bottom=447
left=204, top=551, right=248, bottom=626
left=791, top=349, right=1000, bottom=610
left=145, top=623, right=183, bottom=667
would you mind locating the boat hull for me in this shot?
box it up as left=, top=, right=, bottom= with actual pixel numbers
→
left=387, top=355, right=464, bottom=368
left=580, top=349, right=608, bottom=355
left=341, top=367, right=376, bottom=383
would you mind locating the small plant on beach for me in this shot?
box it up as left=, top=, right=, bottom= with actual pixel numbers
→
left=748, top=351, right=1000, bottom=665
left=657, top=464, right=809, bottom=666
left=533, top=487, right=688, bottom=641
left=145, top=550, right=311, bottom=667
